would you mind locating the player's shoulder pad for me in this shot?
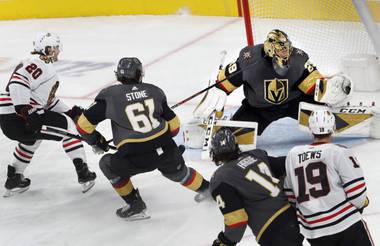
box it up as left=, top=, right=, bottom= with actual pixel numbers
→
left=95, top=84, right=121, bottom=101
left=292, top=47, right=309, bottom=58
left=142, top=83, right=166, bottom=98
left=291, top=47, right=309, bottom=64
left=143, top=82, right=165, bottom=95
left=244, top=148, right=268, bottom=160
left=238, top=44, right=263, bottom=63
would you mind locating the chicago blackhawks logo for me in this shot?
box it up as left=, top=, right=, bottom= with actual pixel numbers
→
left=264, top=78, right=288, bottom=104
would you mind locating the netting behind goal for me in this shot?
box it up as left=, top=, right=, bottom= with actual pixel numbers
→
left=246, top=0, right=380, bottom=75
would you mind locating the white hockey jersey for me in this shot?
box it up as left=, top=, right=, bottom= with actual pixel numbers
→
left=284, top=143, right=367, bottom=239
left=0, top=56, right=69, bottom=115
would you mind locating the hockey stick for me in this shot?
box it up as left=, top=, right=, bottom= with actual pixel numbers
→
left=201, top=50, right=227, bottom=160
left=171, top=51, right=237, bottom=109
left=41, top=125, right=117, bottom=150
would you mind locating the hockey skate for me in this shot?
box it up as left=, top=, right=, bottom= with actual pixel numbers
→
left=116, top=190, right=150, bottom=221
left=74, top=159, right=97, bottom=193
left=3, top=165, right=31, bottom=198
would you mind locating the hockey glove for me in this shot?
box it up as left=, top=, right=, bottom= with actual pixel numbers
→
left=16, top=105, right=45, bottom=133
left=212, top=232, right=237, bottom=246
left=314, top=74, right=353, bottom=106
left=82, top=130, right=110, bottom=154
left=193, top=86, right=227, bottom=119
left=178, top=144, right=186, bottom=155
left=359, top=197, right=369, bottom=214
left=65, top=105, right=84, bottom=122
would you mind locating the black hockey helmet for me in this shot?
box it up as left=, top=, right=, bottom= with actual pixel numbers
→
left=210, top=128, right=240, bottom=165
left=115, top=57, right=144, bottom=84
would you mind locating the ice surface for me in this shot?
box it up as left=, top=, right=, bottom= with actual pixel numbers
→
left=0, top=15, right=378, bottom=246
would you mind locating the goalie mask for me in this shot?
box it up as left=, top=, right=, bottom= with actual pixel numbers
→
left=32, top=32, right=62, bottom=63
left=210, top=128, right=239, bottom=165
left=115, top=57, right=144, bottom=84
left=308, top=109, right=336, bottom=135
left=264, top=29, right=293, bottom=76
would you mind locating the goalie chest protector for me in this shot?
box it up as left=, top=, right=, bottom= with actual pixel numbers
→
left=238, top=44, right=310, bottom=108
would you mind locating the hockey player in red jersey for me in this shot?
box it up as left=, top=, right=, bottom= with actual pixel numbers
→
left=76, top=57, right=209, bottom=220
left=284, top=109, right=374, bottom=246
left=0, top=32, right=96, bottom=197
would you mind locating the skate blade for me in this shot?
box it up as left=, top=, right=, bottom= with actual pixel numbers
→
left=3, top=186, right=30, bottom=198
left=81, top=181, right=95, bottom=193
left=119, top=210, right=151, bottom=221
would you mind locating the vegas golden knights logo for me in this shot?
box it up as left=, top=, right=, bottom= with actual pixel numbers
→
left=264, top=78, right=288, bottom=104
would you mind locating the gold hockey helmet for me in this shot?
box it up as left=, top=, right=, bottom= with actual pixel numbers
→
left=264, top=29, right=293, bottom=71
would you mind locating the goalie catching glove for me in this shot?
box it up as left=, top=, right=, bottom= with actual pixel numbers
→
left=314, top=74, right=353, bottom=106
left=193, top=86, right=227, bottom=119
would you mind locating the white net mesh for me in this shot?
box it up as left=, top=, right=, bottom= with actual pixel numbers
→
left=248, top=0, right=380, bottom=75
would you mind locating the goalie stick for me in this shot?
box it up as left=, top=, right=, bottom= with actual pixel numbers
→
left=41, top=125, right=117, bottom=150
left=171, top=50, right=253, bottom=109
left=201, top=50, right=227, bottom=160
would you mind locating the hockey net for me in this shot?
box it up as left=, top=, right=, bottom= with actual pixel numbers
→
left=244, top=0, right=380, bottom=75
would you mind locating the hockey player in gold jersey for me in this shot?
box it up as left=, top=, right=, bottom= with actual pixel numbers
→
left=209, top=128, right=303, bottom=246
left=76, top=57, right=209, bottom=220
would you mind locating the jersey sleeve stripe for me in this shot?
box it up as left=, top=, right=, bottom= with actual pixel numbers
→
left=297, top=69, right=321, bottom=94
left=14, top=72, right=29, bottom=81
left=182, top=168, right=204, bottom=191
left=346, top=183, right=366, bottom=194
left=343, top=177, right=364, bottom=188
left=8, top=81, right=30, bottom=89
left=168, top=115, right=180, bottom=136
left=63, top=139, right=82, bottom=148
left=64, top=145, right=84, bottom=153
left=224, top=208, right=248, bottom=227
left=347, top=188, right=367, bottom=201
left=228, top=221, right=248, bottom=228
left=11, top=75, right=29, bottom=84
left=76, top=114, right=97, bottom=134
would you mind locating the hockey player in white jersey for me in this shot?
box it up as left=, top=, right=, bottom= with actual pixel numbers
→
left=284, top=109, right=374, bottom=246
left=0, top=32, right=96, bottom=197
